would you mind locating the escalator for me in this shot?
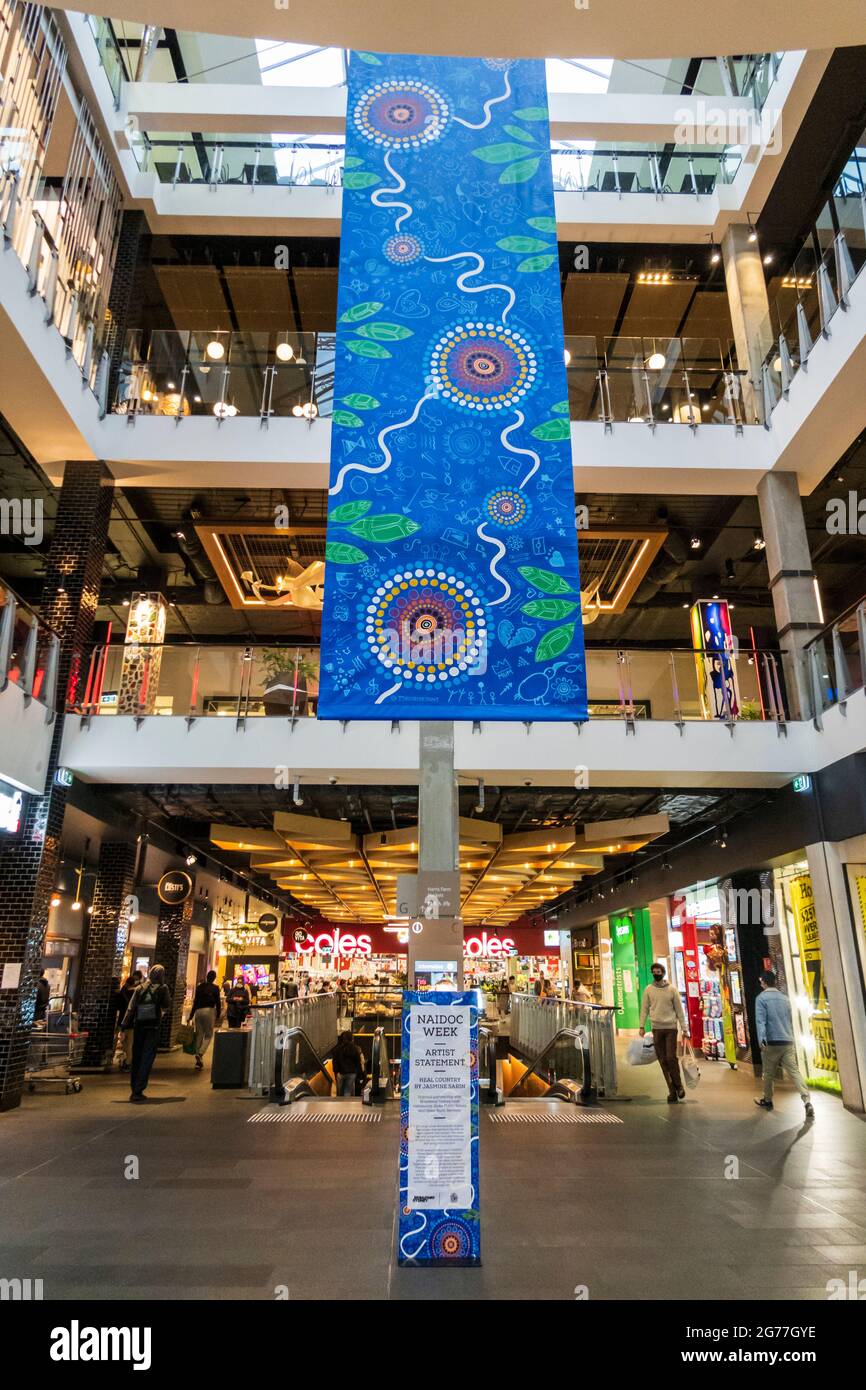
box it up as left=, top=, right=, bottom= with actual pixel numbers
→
left=480, top=1022, right=598, bottom=1106
left=271, top=1023, right=397, bottom=1106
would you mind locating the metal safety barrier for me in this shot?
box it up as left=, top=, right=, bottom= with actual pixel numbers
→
left=247, top=994, right=339, bottom=1096
left=510, top=995, right=619, bottom=1098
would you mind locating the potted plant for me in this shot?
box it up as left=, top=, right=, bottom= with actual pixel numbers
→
left=259, top=650, right=319, bottom=714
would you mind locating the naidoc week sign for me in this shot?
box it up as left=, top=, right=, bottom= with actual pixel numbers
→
left=398, top=991, right=480, bottom=1266
left=318, top=52, right=587, bottom=721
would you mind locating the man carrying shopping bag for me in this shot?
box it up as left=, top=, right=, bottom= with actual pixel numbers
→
left=639, top=962, right=689, bottom=1103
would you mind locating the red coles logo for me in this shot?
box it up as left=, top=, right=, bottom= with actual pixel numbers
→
left=292, top=929, right=372, bottom=958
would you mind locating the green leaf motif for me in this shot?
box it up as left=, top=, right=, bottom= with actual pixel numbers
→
left=341, top=393, right=381, bottom=410
left=535, top=623, right=576, bottom=662
left=497, top=235, right=551, bottom=254
left=514, top=106, right=549, bottom=122
left=325, top=541, right=367, bottom=564
left=346, top=338, right=392, bottom=359
left=343, top=156, right=364, bottom=170
left=332, top=409, right=364, bottom=428
left=517, top=252, right=557, bottom=272
left=347, top=514, right=421, bottom=542
left=527, top=216, right=557, bottom=232
left=530, top=417, right=571, bottom=441
left=330, top=500, right=372, bottom=524
left=356, top=52, right=382, bottom=65
left=473, top=142, right=536, bottom=164
left=504, top=123, right=536, bottom=144
left=343, top=171, right=381, bottom=189
left=500, top=156, right=541, bottom=185
left=354, top=321, right=414, bottom=341
left=340, top=301, right=383, bottom=324
left=518, top=566, right=574, bottom=596
left=521, top=598, right=579, bottom=620
left=551, top=400, right=570, bottom=414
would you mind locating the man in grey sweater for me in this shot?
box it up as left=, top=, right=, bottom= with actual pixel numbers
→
left=639, top=962, right=688, bottom=1102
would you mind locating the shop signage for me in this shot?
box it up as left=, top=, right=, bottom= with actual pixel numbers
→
left=790, top=874, right=838, bottom=1075
left=292, top=926, right=309, bottom=946
left=396, top=871, right=460, bottom=920
left=156, top=870, right=193, bottom=905
left=398, top=990, right=480, bottom=1267
left=292, top=928, right=372, bottom=958
left=464, top=932, right=516, bottom=958
left=258, top=912, right=278, bottom=932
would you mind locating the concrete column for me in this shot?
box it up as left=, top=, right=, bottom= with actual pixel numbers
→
left=409, top=722, right=463, bottom=986
left=77, top=840, right=138, bottom=1067
left=756, top=470, right=823, bottom=720
left=805, top=841, right=866, bottom=1115
left=721, top=223, right=773, bottom=423
left=0, top=463, right=113, bottom=1111
left=155, top=895, right=194, bottom=1048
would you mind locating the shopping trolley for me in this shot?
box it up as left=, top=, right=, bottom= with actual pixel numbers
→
left=25, top=1006, right=87, bottom=1094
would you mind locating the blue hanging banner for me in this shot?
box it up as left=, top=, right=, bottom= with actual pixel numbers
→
left=319, top=52, right=586, bottom=721
left=398, top=990, right=481, bottom=1267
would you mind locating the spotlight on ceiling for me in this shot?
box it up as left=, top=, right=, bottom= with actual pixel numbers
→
left=205, top=339, right=225, bottom=361
left=690, top=535, right=702, bottom=550
left=753, top=533, right=766, bottom=551
left=276, top=340, right=294, bottom=363
left=185, top=853, right=197, bottom=867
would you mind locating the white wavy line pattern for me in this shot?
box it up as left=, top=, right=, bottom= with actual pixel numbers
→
left=329, top=389, right=434, bottom=496
left=476, top=523, right=511, bottom=607
left=453, top=71, right=512, bottom=130
left=424, top=251, right=515, bottom=323
left=370, top=150, right=413, bottom=230
left=374, top=680, right=403, bottom=706
left=500, top=410, right=541, bottom=487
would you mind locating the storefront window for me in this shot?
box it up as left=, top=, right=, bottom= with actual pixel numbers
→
left=775, top=864, right=840, bottom=1094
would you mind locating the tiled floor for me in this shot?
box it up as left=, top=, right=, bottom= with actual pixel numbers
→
left=0, top=1042, right=864, bottom=1300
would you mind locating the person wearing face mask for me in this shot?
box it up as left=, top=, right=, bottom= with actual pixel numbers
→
left=639, top=962, right=688, bottom=1103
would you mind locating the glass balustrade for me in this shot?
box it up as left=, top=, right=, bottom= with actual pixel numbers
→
left=0, top=580, right=60, bottom=714
left=804, top=598, right=866, bottom=725
left=74, top=643, right=787, bottom=722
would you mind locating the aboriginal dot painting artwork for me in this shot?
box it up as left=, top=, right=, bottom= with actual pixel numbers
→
left=318, top=52, right=587, bottom=721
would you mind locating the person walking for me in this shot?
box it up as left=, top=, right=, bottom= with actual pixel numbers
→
left=187, top=969, right=221, bottom=1070
left=496, top=976, right=512, bottom=1019
left=572, top=979, right=592, bottom=1004
left=114, top=969, right=142, bottom=1070
left=639, top=962, right=688, bottom=1103
left=332, top=1030, right=365, bottom=1097
left=120, top=964, right=172, bottom=1102
left=754, top=971, right=815, bottom=1119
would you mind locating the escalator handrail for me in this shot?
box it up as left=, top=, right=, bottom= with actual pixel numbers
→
left=508, top=1025, right=593, bottom=1100
left=274, top=1023, right=332, bottom=1100
left=370, top=1025, right=389, bottom=1097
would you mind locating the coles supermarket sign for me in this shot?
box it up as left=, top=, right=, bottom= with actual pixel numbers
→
left=291, top=927, right=521, bottom=959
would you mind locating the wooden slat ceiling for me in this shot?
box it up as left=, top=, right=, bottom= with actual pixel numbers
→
left=293, top=268, right=339, bottom=331
left=222, top=267, right=296, bottom=333
left=562, top=271, right=628, bottom=338
left=211, top=814, right=669, bottom=926
left=154, top=265, right=231, bottom=330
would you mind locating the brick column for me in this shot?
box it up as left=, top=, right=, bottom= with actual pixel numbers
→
left=0, top=462, right=113, bottom=1111
left=104, top=209, right=147, bottom=411
left=77, top=840, right=138, bottom=1067
left=155, top=897, right=193, bottom=1048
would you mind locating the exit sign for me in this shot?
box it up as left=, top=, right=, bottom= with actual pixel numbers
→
left=792, top=775, right=812, bottom=793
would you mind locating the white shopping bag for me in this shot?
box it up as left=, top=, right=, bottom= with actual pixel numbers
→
left=680, top=1037, right=701, bottom=1089
left=627, top=1034, right=658, bottom=1066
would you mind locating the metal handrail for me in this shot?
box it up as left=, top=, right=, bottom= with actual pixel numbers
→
left=247, top=993, right=338, bottom=1096
left=508, top=1025, right=593, bottom=1100
left=510, top=995, right=618, bottom=1096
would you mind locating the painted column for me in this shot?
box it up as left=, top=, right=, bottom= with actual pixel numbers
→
left=756, top=470, right=823, bottom=720
left=409, top=721, right=463, bottom=986
left=155, top=895, right=194, bottom=1048
left=721, top=222, right=772, bottom=424
left=0, top=462, right=113, bottom=1111
left=77, top=839, right=138, bottom=1066
left=117, top=591, right=167, bottom=715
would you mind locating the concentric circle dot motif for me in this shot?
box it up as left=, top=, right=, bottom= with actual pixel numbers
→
left=353, top=78, right=451, bottom=150
left=426, top=322, right=538, bottom=412
left=384, top=232, right=424, bottom=265
left=484, top=487, right=530, bottom=528
left=430, top=1218, right=474, bottom=1261
left=363, top=568, right=488, bottom=683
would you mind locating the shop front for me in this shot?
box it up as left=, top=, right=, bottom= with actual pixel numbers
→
left=775, top=863, right=841, bottom=1096
left=608, top=907, right=654, bottom=1029
left=669, top=884, right=752, bottom=1065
